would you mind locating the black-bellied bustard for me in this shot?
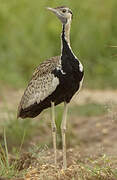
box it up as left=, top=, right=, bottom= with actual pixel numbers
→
left=17, top=6, right=84, bottom=169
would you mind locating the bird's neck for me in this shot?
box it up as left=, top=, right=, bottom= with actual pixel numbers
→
left=62, top=21, right=71, bottom=45
left=61, top=20, right=71, bottom=52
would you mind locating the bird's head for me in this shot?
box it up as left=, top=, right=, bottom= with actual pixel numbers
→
left=47, top=6, right=73, bottom=24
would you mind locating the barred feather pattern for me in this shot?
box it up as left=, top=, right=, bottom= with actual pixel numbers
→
left=18, top=56, right=61, bottom=115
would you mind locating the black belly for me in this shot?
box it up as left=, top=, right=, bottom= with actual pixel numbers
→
left=19, top=36, right=84, bottom=118
left=20, top=71, right=82, bottom=118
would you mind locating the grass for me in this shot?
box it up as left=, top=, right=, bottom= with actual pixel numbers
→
left=12, top=151, right=117, bottom=179
left=0, top=0, right=117, bottom=89
left=47, top=103, right=107, bottom=148
left=76, top=155, right=117, bottom=180
left=5, top=118, right=35, bottom=148
left=69, top=103, right=107, bottom=117
left=1, top=132, right=117, bottom=180
left=0, top=129, right=19, bottom=178
left=0, top=113, right=41, bottom=178
left=55, top=103, right=107, bottom=119
left=0, top=102, right=117, bottom=179
left=0, top=108, right=41, bottom=151
left=0, top=102, right=110, bottom=151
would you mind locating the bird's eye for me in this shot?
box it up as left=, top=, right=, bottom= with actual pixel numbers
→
left=62, top=9, right=66, bottom=13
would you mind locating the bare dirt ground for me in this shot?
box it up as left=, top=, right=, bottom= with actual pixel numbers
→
left=0, top=88, right=117, bottom=179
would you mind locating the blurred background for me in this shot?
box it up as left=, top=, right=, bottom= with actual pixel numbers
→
left=0, top=0, right=117, bottom=179
left=0, top=0, right=117, bottom=89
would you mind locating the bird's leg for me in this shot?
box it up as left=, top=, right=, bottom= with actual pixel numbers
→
left=61, top=102, right=68, bottom=170
left=51, top=102, right=57, bottom=166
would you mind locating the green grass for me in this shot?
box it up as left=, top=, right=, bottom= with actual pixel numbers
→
left=55, top=103, right=107, bottom=119
left=0, top=110, right=41, bottom=151
left=48, top=103, right=107, bottom=148
left=75, top=155, right=117, bottom=180
left=1, top=131, right=117, bottom=180
left=69, top=103, right=107, bottom=117
left=0, top=0, right=117, bottom=88
left=0, top=110, right=40, bottom=178
left=0, top=102, right=108, bottom=152
left=0, top=130, right=19, bottom=178
left=0, top=103, right=117, bottom=179
left=1, top=138, right=117, bottom=179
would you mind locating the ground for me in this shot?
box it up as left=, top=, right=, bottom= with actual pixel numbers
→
left=0, top=88, right=117, bottom=180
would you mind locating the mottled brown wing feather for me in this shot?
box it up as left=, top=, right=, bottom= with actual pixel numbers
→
left=17, top=56, right=61, bottom=118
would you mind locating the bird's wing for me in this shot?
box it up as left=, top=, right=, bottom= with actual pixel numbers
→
left=18, top=56, right=60, bottom=111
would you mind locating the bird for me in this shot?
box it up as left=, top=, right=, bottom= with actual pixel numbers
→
left=17, top=6, right=84, bottom=169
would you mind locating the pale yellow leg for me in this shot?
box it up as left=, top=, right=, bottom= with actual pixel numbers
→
left=61, top=102, right=68, bottom=170
left=51, top=102, right=57, bottom=166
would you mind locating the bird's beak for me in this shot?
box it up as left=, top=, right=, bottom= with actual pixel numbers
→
left=46, top=7, right=66, bottom=24
left=46, top=7, right=58, bottom=15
